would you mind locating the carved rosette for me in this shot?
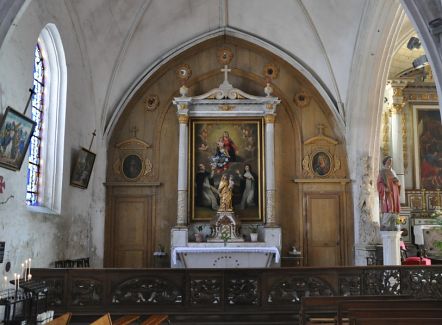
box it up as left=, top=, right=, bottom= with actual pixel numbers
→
left=112, top=277, right=182, bottom=304
left=144, top=95, right=160, bottom=112
left=217, top=48, right=234, bottom=65
left=294, top=91, right=311, bottom=108
left=176, top=64, right=192, bottom=83
left=177, top=190, right=187, bottom=226
left=263, top=63, right=279, bottom=81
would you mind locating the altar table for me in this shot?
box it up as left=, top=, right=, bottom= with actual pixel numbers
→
left=172, top=246, right=280, bottom=268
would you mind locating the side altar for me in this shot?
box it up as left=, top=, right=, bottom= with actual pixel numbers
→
left=170, top=49, right=281, bottom=268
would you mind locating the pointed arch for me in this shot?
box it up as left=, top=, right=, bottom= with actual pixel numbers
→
left=27, top=23, right=67, bottom=214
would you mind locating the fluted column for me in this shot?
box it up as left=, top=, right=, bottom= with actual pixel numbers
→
left=265, top=114, right=277, bottom=226
left=176, top=112, right=189, bottom=227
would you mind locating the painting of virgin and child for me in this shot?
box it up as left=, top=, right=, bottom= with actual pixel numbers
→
left=191, top=120, right=263, bottom=221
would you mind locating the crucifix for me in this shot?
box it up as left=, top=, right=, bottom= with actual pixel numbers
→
left=221, top=65, right=231, bottom=83
left=88, top=130, right=96, bottom=151
left=130, top=126, right=138, bottom=138
left=316, top=123, right=325, bottom=136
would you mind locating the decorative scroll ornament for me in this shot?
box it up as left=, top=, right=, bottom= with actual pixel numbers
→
left=294, top=91, right=311, bottom=108
left=217, top=47, right=234, bottom=65
left=268, top=276, right=334, bottom=304
left=112, top=277, right=182, bottom=304
left=144, top=95, right=160, bottom=112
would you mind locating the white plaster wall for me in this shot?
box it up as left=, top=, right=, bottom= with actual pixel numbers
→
left=0, top=0, right=106, bottom=268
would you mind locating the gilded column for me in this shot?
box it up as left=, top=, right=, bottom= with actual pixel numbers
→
left=390, top=81, right=407, bottom=204
left=176, top=110, right=189, bottom=227
left=265, top=114, right=277, bottom=226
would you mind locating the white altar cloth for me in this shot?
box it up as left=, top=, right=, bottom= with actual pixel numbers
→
left=172, top=246, right=280, bottom=268
left=413, top=225, right=442, bottom=245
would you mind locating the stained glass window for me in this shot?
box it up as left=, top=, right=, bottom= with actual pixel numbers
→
left=26, top=44, right=44, bottom=206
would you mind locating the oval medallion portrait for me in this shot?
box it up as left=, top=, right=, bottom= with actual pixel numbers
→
left=122, top=154, right=143, bottom=180
left=312, top=152, right=331, bottom=177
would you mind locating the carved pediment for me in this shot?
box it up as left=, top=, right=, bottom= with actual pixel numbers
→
left=113, top=129, right=153, bottom=181
left=302, top=124, right=342, bottom=178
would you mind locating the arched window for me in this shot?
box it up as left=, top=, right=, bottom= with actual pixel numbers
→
left=26, top=43, right=44, bottom=206
left=26, top=24, right=67, bottom=214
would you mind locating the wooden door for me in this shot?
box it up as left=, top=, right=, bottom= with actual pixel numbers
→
left=305, top=193, right=341, bottom=266
left=112, top=196, right=153, bottom=267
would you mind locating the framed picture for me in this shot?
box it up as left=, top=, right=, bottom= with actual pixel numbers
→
left=122, top=154, right=143, bottom=180
left=70, top=148, right=96, bottom=189
left=0, top=107, right=36, bottom=171
left=190, top=119, right=264, bottom=222
left=413, top=105, right=442, bottom=189
left=311, top=151, right=332, bottom=177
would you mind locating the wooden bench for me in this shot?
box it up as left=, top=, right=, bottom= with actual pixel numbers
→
left=300, top=295, right=411, bottom=325
left=337, top=299, right=442, bottom=325
left=140, top=314, right=169, bottom=325
left=90, top=313, right=140, bottom=325
left=46, top=312, right=72, bottom=325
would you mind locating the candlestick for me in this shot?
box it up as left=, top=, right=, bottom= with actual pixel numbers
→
left=29, top=258, right=32, bottom=276
left=13, top=273, right=17, bottom=291
left=3, top=276, right=7, bottom=290
left=28, top=274, right=32, bottom=281
left=17, top=274, right=20, bottom=290
left=24, top=260, right=28, bottom=281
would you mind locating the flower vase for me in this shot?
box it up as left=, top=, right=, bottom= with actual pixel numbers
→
left=250, top=233, right=258, bottom=242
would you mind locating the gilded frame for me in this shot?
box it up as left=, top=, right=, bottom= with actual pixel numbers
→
left=310, top=149, right=333, bottom=177
left=190, top=118, right=264, bottom=222
left=412, top=105, right=441, bottom=189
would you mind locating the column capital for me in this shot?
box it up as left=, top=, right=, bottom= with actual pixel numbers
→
left=390, top=103, right=405, bottom=114
left=178, top=115, right=189, bottom=124
left=264, top=114, right=276, bottom=124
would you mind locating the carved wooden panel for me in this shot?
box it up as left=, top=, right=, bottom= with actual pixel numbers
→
left=113, top=196, right=152, bottom=267
left=306, top=194, right=341, bottom=266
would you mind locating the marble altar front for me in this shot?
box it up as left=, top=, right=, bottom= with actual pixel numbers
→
left=172, top=244, right=280, bottom=268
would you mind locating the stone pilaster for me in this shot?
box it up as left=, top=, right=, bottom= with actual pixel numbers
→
left=176, top=113, right=189, bottom=227
left=265, top=114, right=276, bottom=226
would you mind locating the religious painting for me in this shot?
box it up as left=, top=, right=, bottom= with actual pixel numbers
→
left=70, top=148, right=96, bottom=189
left=311, top=151, right=332, bottom=177
left=414, top=107, right=442, bottom=189
left=190, top=119, right=264, bottom=222
left=122, top=154, right=143, bottom=180
left=0, top=107, right=36, bottom=171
